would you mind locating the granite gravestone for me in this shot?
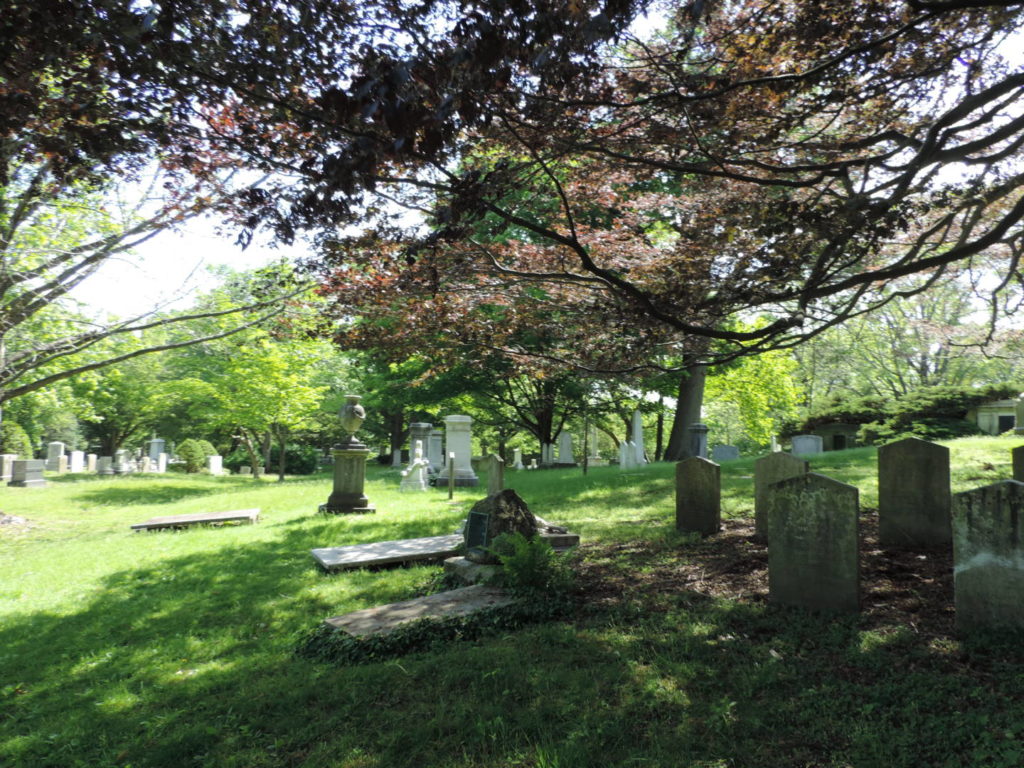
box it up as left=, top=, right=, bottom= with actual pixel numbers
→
left=675, top=457, right=721, bottom=536
left=0, top=453, right=16, bottom=481
left=45, top=442, right=64, bottom=472
left=435, top=415, right=478, bottom=487
left=712, top=445, right=740, bottom=462
left=555, top=432, right=577, bottom=467
left=485, top=454, right=505, bottom=497
left=753, top=452, right=809, bottom=541
left=766, top=472, right=859, bottom=613
left=952, top=480, right=1024, bottom=632
left=9, top=459, right=46, bottom=488
left=790, top=435, right=823, bottom=456
left=878, top=437, right=951, bottom=548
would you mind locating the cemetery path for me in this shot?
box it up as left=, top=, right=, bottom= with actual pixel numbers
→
left=575, top=512, right=956, bottom=641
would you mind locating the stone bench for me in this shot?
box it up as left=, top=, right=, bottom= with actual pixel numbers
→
left=131, top=509, right=260, bottom=531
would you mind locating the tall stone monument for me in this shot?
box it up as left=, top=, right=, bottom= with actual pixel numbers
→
left=953, top=480, right=1024, bottom=632
left=427, top=429, right=444, bottom=473
left=435, top=415, right=479, bottom=486
left=147, top=438, right=166, bottom=460
left=555, top=432, right=577, bottom=467
left=631, top=411, right=647, bottom=465
left=753, top=452, right=809, bottom=541
left=45, top=441, right=64, bottom=472
left=675, top=457, right=721, bottom=536
left=319, top=395, right=376, bottom=514
left=767, top=472, right=860, bottom=613
left=878, top=437, right=951, bottom=548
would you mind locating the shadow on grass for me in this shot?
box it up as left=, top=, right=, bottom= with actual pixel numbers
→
left=72, top=483, right=225, bottom=506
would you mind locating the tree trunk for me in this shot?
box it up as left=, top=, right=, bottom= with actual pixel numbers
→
left=663, top=363, right=707, bottom=461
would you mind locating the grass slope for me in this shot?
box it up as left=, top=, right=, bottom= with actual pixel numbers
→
left=1, top=437, right=1022, bottom=768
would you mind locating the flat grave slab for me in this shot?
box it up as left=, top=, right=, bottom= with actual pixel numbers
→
left=311, top=534, right=464, bottom=572
left=324, top=584, right=513, bottom=636
left=131, top=509, right=259, bottom=531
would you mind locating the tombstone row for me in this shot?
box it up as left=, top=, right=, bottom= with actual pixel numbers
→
left=675, top=440, right=1024, bottom=630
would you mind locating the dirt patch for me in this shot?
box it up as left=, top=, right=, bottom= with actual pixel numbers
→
left=0, top=512, right=35, bottom=531
left=575, top=511, right=954, bottom=638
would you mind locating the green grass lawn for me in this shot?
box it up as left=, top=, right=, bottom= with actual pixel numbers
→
left=2, top=437, right=1023, bottom=768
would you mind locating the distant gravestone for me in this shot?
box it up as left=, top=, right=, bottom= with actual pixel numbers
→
left=207, top=455, right=223, bottom=475
left=97, top=456, right=114, bottom=475
left=675, top=457, right=721, bottom=536
left=57, top=455, right=68, bottom=473
left=69, top=450, right=84, bottom=473
left=878, top=437, right=951, bottom=548
left=555, top=432, right=577, bottom=467
left=139, top=457, right=152, bottom=473
left=485, top=454, right=505, bottom=497
left=766, top=472, right=859, bottom=613
left=0, top=453, right=16, bottom=481
left=157, top=452, right=167, bottom=473
left=147, top=438, right=165, bottom=460
left=690, top=423, right=709, bottom=459
left=790, top=435, right=823, bottom=456
left=8, top=459, right=46, bottom=488
left=513, top=448, right=524, bottom=470
left=239, top=465, right=252, bottom=475
left=953, top=480, right=1024, bottom=632
left=631, top=411, right=647, bottom=465
left=86, top=454, right=97, bottom=473
left=754, top=452, right=809, bottom=540
left=1016, top=397, right=1024, bottom=436
left=541, top=443, right=555, bottom=466
left=1013, top=445, right=1024, bottom=482
left=391, top=448, right=403, bottom=468
left=435, top=415, right=478, bottom=486
left=712, top=445, right=740, bottom=462
left=113, top=449, right=130, bottom=474
left=45, top=441, right=64, bottom=472
left=427, top=429, right=444, bottom=473
left=398, top=440, right=430, bottom=492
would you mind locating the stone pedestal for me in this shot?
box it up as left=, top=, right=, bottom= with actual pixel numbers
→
left=320, top=438, right=375, bottom=514
left=9, top=459, right=46, bottom=488
left=690, top=423, right=709, bottom=459
left=435, top=415, right=478, bottom=487
left=0, top=453, right=16, bottom=481
left=45, top=442, right=64, bottom=472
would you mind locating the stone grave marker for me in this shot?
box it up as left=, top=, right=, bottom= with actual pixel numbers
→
left=408, top=422, right=432, bottom=467
left=238, top=466, right=252, bottom=475
left=427, top=429, right=444, bottom=473
left=0, top=453, right=16, bottom=481
left=207, top=455, right=223, bottom=475
left=113, top=449, right=130, bottom=474
left=69, top=450, right=84, bottom=473
left=690, top=423, right=709, bottom=459
left=631, top=411, right=647, bottom=464
left=878, top=437, right=951, bottom=548
left=45, top=441, right=64, bottom=472
left=323, top=585, right=514, bottom=636
left=712, top=445, right=740, bottom=462
left=86, top=454, right=97, bottom=472
left=485, top=454, right=505, bottom=496
left=555, top=432, right=577, bottom=467
left=132, top=509, right=260, bottom=531
left=8, top=459, right=46, bottom=488
left=1013, top=445, right=1024, bottom=482
left=157, top=452, right=167, bottom=472
left=766, top=472, right=859, bottom=613
left=435, top=414, right=478, bottom=486
left=97, top=456, right=114, bottom=475
left=754, top=452, right=809, bottom=540
left=513, top=448, right=524, bottom=470
left=952, top=480, right=1024, bottom=632
left=57, top=455, right=68, bottom=473
left=399, top=440, right=430, bottom=492
left=312, top=534, right=464, bottom=572
left=675, top=457, right=721, bottom=536
left=790, top=434, right=823, bottom=456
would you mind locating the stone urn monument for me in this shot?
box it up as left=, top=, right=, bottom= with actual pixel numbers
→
left=319, top=395, right=376, bottom=514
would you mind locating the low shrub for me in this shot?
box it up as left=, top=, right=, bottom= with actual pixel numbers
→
left=0, top=421, right=33, bottom=459
left=176, top=438, right=217, bottom=473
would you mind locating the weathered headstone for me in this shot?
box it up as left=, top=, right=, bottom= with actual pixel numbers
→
left=57, top=455, right=68, bottom=473
left=712, top=445, right=740, bottom=462
left=791, top=434, right=823, bottom=456
left=766, top=472, right=859, bottom=613
left=690, top=423, right=709, bottom=459
left=45, top=441, right=64, bottom=472
left=157, top=452, right=167, bottom=473
left=0, top=453, right=16, bottom=481
left=878, top=437, right=951, bottom=548
left=464, top=489, right=538, bottom=563
left=1012, top=445, right=1024, bottom=482
left=69, top=450, right=84, bottom=473
left=675, top=457, right=721, bottom=536
left=435, top=415, right=478, bottom=486
left=147, top=438, right=165, bottom=460
left=555, top=432, right=577, bottom=467
left=140, top=457, right=152, bottom=473
left=398, top=440, right=430, bottom=492
left=427, top=429, right=444, bottom=473
left=754, top=452, right=809, bottom=540
left=207, top=455, right=223, bottom=475
left=239, top=465, right=252, bottom=475
left=8, top=459, right=46, bottom=488
left=390, top=448, right=403, bottom=468
left=86, top=453, right=97, bottom=472
left=1016, top=396, right=1024, bottom=436
left=529, top=458, right=539, bottom=469
left=97, top=456, right=114, bottom=475
left=953, top=480, right=1024, bottom=632
left=513, top=447, right=524, bottom=470
left=631, top=410, right=647, bottom=465
left=485, top=454, right=505, bottom=496
left=619, top=440, right=635, bottom=470
left=113, top=449, right=130, bottom=474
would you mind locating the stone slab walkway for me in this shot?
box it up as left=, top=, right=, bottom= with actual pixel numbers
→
left=311, top=534, right=463, bottom=572
left=131, top=509, right=259, bottom=531
left=324, top=584, right=513, bottom=636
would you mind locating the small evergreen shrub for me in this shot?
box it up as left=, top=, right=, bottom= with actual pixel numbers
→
left=0, top=421, right=33, bottom=458
left=176, top=438, right=216, bottom=473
